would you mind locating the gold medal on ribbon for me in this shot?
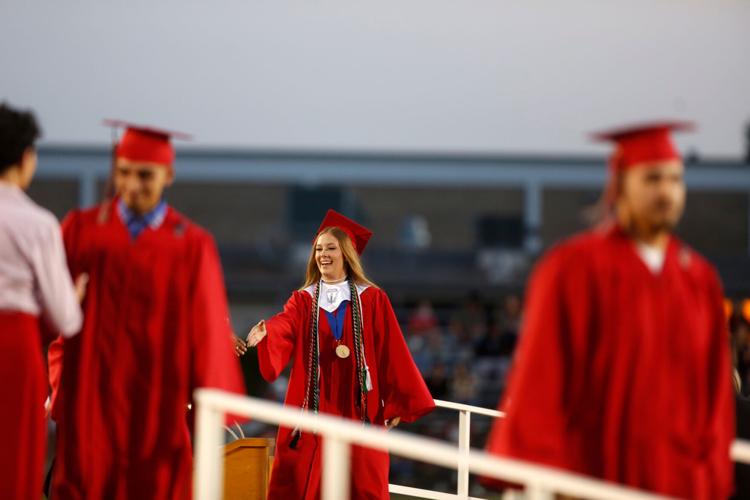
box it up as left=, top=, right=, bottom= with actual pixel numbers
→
left=335, top=344, right=351, bottom=359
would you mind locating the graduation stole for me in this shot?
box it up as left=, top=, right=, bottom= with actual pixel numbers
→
left=292, top=280, right=369, bottom=449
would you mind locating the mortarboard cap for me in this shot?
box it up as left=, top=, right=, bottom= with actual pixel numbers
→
left=592, top=120, right=694, bottom=171
left=315, top=209, right=373, bottom=255
left=103, top=119, right=191, bottom=169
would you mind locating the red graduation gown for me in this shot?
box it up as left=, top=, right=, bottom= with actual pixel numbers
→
left=258, top=285, right=435, bottom=500
left=485, top=225, right=734, bottom=499
left=0, top=312, right=46, bottom=500
left=49, top=202, right=245, bottom=500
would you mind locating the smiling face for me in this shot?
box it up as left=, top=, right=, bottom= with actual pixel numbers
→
left=113, top=158, right=174, bottom=215
left=315, top=231, right=347, bottom=282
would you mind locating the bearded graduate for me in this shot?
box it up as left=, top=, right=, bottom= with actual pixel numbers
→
left=245, top=209, right=435, bottom=499
left=484, top=122, right=734, bottom=499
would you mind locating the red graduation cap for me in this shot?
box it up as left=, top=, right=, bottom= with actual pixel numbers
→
left=592, top=120, right=694, bottom=171
left=103, top=119, right=192, bottom=169
left=592, top=120, right=694, bottom=208
left=315, top=209, right=373, bottom=255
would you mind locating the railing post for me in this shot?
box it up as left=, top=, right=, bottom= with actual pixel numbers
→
left=457, top=409, right=471, bottom=498
left=193, top=394, right=225, bottom=500
left=322, top=435, right=351, bottom=500
left=526, top=483, right=554, bottom=500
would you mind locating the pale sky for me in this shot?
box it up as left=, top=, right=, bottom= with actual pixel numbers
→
left=2, top=0, right=749, bottom=158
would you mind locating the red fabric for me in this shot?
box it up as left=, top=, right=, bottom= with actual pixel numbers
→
left=48, top=202, right=245, bottom=500
left=258, top=286, right=435, bottom=499
left=0, top=312, right=46, bottom=500
left=609, top=127, right=680, bottom=171
left=48, top=335, right=63, bottom=420
left=116, top=128, right=174, bottom=166
left=484, top=225, right=735, bottom=499
left=315, top=209, right=373, bottom=255
left=592, top=121, right=692, bottom=171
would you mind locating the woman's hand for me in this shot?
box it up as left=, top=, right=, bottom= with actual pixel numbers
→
left=385, top=417, right=401, bottom=430
left=232, top=335, right=248, bottom=356
left=246, top=320, right=267, bottom=348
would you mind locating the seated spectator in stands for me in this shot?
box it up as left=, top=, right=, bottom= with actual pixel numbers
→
left=407, top=335, right=433, bottom=373
left=425, top=362, right=450, bottom=400
left=450, top=363, right=478, bottom=405
left=475, top=323, right=509, bottom=359
left=473, top=322, right=515, bottom=405
left=493, top=293, right=523, bottom=337
left=407, top=299, right=441, bottom=337
left=450, top=290, right=488, bottom=343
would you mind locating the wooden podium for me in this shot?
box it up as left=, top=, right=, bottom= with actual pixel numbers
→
left=223, top=438, right=275, bottom=500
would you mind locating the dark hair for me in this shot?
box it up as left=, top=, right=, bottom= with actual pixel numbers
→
left=0, top=102, right=41, bottom=174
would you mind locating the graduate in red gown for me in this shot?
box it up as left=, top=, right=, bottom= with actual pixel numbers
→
left=245, top=210, right=435, bottom=499
left=485, top=122, right=734, bottom=499
left=0, top=103, right=83, bottom=500
left=48, top=121, right=246, bottom=500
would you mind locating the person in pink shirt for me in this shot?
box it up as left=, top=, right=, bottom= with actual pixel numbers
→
left=0, top=102, right=84, bottom=500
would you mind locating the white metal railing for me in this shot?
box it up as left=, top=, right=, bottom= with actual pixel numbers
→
left=391, top=399, right=750, bottom=500
left=732, top=439, right=750, bottom=463
left=388, top=399, right=504, bottom=500
left=194, top=389, right=672, bottom=500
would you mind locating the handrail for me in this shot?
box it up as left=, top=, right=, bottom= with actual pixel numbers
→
left=388, top=484, right=485, bottom=500
left=194, top=389, right=671, bottom=500
left=433, top=399, right=505, bottom=419
left=732, top=439, right=750, bottom=463
left=394, top=398, right=750, bottom=500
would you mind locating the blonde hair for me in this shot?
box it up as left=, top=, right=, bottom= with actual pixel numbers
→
left=301, top=227, right=377, bottom=289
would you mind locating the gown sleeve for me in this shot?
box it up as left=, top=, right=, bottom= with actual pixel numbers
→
left=46, top=210, right=83, bottom=420
left=703, top=267, right=735, bottom=498
left=485, top=245, right=592, bottom=472
left=189, top=232, right=246, bottom=397
left=30, top=214, right=81, bottom=337
left=373, top=289, right=435, bottom=423
left=47, top=336, right=64, bottom=420
left=257, top=291, right=305, bottom=382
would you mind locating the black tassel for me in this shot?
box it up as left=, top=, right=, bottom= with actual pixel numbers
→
left=289, top=430, right=301, bottom=449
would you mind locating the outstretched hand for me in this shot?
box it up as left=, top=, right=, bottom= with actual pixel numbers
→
left=246, top=320, right=267, bottom=348
left=232, top=335, right=248, bottom=356
left=385, top=417, right=401, bottom=430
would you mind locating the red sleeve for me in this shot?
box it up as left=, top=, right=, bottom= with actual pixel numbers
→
left=60, top=210, right=81, bottom=274
left=189, top=233, right=246, bottom=398
left=374, top=289, right=435, bottom=423
left=485, top=246, right=591, bottom=473
left=704, top=267, right=735, bottom=498
left=47, top=336, right=65, bottom=420
left=257, top=292, right=305, bottom=382
left=45, top=210, right=82, bottom=420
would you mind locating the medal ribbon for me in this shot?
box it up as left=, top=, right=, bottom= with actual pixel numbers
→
left=325, top=302, right=348, bottom=341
